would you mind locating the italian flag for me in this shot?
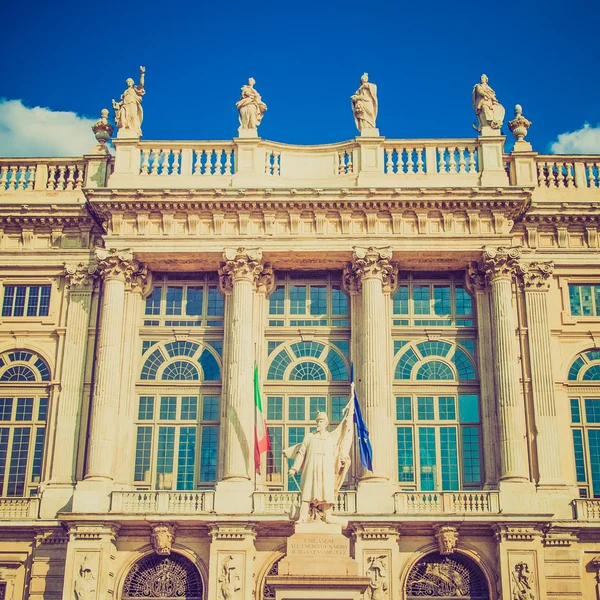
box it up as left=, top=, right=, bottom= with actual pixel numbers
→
left=254, top=364, right=270, bottom=473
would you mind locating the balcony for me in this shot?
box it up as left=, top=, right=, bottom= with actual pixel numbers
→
left=252, top=491, right=356, bottom=515
left=573, top=499, right=600, bottom=520
left=0, top=497, right=40, bottom=519
left=110, top=491, right=215, bottom=514
left=394, top=491, right=500, bottom=515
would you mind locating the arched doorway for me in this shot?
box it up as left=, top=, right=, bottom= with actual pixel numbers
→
left=122, top=553, right=203, bottom=599
left=406, top=552, right=489, bottom=599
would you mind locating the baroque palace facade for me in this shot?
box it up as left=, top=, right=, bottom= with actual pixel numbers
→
left=0, top=92, right=600, bottom=600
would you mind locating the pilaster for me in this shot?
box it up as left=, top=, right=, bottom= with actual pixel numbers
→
left=29, top=529, right=68, bottom=600
left=478, top=135, right=509, bottom=187
left=208, top=523, right=256, bottom=600
left=481, top=247, right=531, bottom=490
left=349, top=247, right=397, bottom=511
left=216, top=248, right=264, bottom=513
left=41, top=263, right=98, bottom=518
left=61, top=523, right=119, bottom=600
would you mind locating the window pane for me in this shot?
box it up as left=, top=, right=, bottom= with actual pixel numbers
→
left=165, top=287, right=183, bottom=316
left=393, top=286, right=409, bottom=315
left=418, top=427, right=436, bottom=491
left=461, top=426, right=481, bottom=486
left=455, top=286, right=472, bottom=315
left=569, top=285, right=582, bottom=316
left=397, top=427, right=414, bottom=482
left=581, top=285, right=594, bottom=316
left=309, top=397, right=326, bottom=420
left=160, top=397, right=177, bottom=420
left=289, top=397, right=305, bottom=421
left=13, top=287, right=26, bottom=317
left=27, top=287, right=40, bottom=317
left=202, top=396, right=219, bottom=421
left=266, top=427, right=282, bottom=483
left=588, top=429, right=600, bottom=497
left=138, top=396, right=155, bottom=420
left=572, top=429, right=586, bottom=483
left=0, top=428, right=9, bottom=493
left=7, top=427, right=30, bottom=496
left=585, top=399, right=600, bottom=423
left=440, top=427, right=459, bottom=490
left=267, top=397, right=283, bottom=421
left=396, top=397, right=412, bottom=420
left=200, top=426, right=218, bottom=482
left=39, top=286, right=51, bottom=317
left=310, top=286, right=327, bottom=315
left=184, top=287, right=202, bottom=317
left=413, top=286, right=430, bottom=315
left=2, top=286, right=15, bottom=317
left=181, top=396, right=198, bottom=420
left=287, top=428, right=305, bottom=491
left=38, top=397, right=48, bottom=422
left=596, top=286, right=600, bottom=316
left=438, top=397, right=456, bottom=420
left=15, top=398, right=33, bottom=421
left=145, top=287, right=162, bottom=315
left=417, top=397, right=434, bottom=420
left=31, top=427, right=45, bottom=483
left=332, top=397, right=346, bottom=422
left=459, top=395, right=480, bottom=423
left=289, top=286, right=307, bottom=315
left=0, top=399, right=13, bottom=421
left=156, top=426, right=175, bottom=490
left=433, top=286, right=451, bottom=315
left=207, top=287, right=224, bottom=316
left=269, top=286, right=285, bottom=315
left=331, top=286, right=348, bottom=315
left=570, top=399, right=581, bottom=423
left=177, top=427, right=196, bottom=490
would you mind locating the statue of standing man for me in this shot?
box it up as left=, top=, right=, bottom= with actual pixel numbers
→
left=236, top=77, right=267, bottom=136
left=112, top=66, right=146, bottom=137
left=285, top=400, right=354, bottom=525
left=472, top=73, right=505, bottom=134
left=351, top=73, right=378, bottom=134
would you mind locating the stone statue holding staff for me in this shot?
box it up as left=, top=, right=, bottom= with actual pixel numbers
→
left=351, top=72, right=378, bottom=133
left=284, top=399, right=354, bottom=524
left=112, top=66, right=146, bottom=137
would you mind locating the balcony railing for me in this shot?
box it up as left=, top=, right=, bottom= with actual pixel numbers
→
left=534, top=155, right=600, bottom=189
left=394, top=491, right=500, bottom=515
left=0, top=159, right=87, bottom=192
left=573, top=499, right=600, bottom=520
left=110, top=490, right=215, bottom=514
left=253, top=491, right=357, bottom=515
left=0, top=497, right=40, bottom=519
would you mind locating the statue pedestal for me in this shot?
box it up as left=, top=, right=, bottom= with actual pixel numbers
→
left=268, top=522, right=370, bottom=600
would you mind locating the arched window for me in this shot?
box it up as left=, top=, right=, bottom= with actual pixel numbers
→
left=406, top=552, right=489, bottom=599
left=0, top=350, right=50, bottom=496
left=393, top=340, right=481, bottom=491
left=135, top=341, right=221, bottom=490
left=264, top=339, right=350, bottom=490
left=122, top=553, right=203, bottom=600
left=568, top=348, right=600, bottom=497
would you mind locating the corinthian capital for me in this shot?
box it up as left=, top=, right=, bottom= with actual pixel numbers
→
left=95, top=248, right=139, bottom=282
left=481, top=246, right=522, bottom=283
left=466, top=263, right=488, bottom=293
left=349, top=247, right=396, bottom=290
left=219, top=247, right=264, bottom=292
left=518, top=261, right=554, bottom=291
left=64, top=262, right=98, bottom=290
left=128, top=262, right=153, bottom=296
left=256, top=264, right=275, bottom=295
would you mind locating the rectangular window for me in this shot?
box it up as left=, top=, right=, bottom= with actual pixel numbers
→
left=417, top=397, right=434, bottom=421
left=160, top=397, right=177, bottom=420
left=461, top=426, right=481, bottom=485
left=186, top=287, right=203, bottom=316
left=206, top=287, right=224, bottom=316
left=2, top=285, right=51, bottom=318
left=176, top=427, right=196, bottom=490
left=138, top=396, right=155, bottom=420
left=570, top=396, right=600, bottom=498
left=269, top=286, right=285, bottom=315
left=569, top=284, right=600, bottom=317
left=0, top=399, right=13, bottom=421
left=134, top=426, right=153, bottom=483
left=309, top=397, right=326, bottom=420
left=199, top=426, right=218, bottom=483
left=7, top=427, right=30, bottom=496
left=267, top=397, right=283, bottom=421
left=180, top=396, right=198, bottom=420
left=266, top=427, right=283, bottom=484
left=589, top=429, right=600, bottom=497
left=202, top=396, right=219, bottom=421
left=331, top=397, right=346, bottom=422
left=31, top=427, right=45, bottom=483
left=288, top=397, right=305, bottom=421
left=165, top=287, right=183, bottom=316
left=331, top=286, right=348, bottom=316
left=413, top=286, right=431, bottom=315
left=156, top=426, right=175, bottom=490
left=438, top=397, right=456, bottom=421
left=433, top=286, right=451, bottom=315
left=418, top=427, right=436, bottom=491
left=440, top=427, right=459, bottom=490
left=397, top=427, right=414, bottom=482
left=310, top=286, right=327, bottom=315
left=396, top=397, right=412, bottom=420
left=289, top=286, right=307, bottom=315
left=145, top=287, right=162, bottom=315
left=572, top=429, right=586, bottom=483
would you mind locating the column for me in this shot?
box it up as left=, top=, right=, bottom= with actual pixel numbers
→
left=467, top=265, right=500, bottom=488
left=349, top=247, right=397, bottom=485
left=253, top=263, right=274, bottom=483
left=481, top=247, right=529, bottom=482
left=519, top=262, right=564, bottom=486
left=41, top=264, right=97, bottom=518
left=216, top=248, right=264, bottom=512
left=114, top=266, right=152, bottom=486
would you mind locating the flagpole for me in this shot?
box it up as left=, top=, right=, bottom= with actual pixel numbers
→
left=253, top=343, right=257, bottom=492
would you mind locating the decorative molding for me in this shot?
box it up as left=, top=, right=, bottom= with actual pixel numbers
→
left=35, top=529, right=69, bottom=546
left=518, top=261, right=554, bottom=291
left=493, top=524, right=543, bottom=542
left=350, top=247, right=396, bottom=290
left=95, top=248, right=140, bottom=283
left=466, top=262, right=488, bottom=293
left=209, top=523, right=257, bottom=541
left=218, top=247, right=264, bottom=291
left=542, top=527, right=577, bottom=547
left=255, top=264, right=275, bottom=295
left=150, top=523, right=176, bottom=556
left=481, top=246, right=522, bottom=282
left=353, top=524, right=398, bottom=541
left=64, top=262, right=98, bottom=290
left=434, top=524, right=459, bottom=555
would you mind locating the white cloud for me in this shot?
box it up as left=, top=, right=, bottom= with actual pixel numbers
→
left=550, top=123, right=600, bottom=154
left=0, top=99, right=98, bottom=157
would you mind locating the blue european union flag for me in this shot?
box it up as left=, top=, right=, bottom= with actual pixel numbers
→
left=351, top=364, right=373, bottom=472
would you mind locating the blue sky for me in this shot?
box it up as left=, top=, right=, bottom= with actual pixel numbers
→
left=1, top=0, right=599, bottom=155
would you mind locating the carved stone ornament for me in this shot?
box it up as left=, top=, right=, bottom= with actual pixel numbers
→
left=517, top=261, right=554, bottom=291
left=481, top=246, right=522, bottom=283
left=508, top=104, right=532, bottom=142
left=511, top=562, right=536, bottom=600
left=466, top=262, right=488, bottom=294
left=218, top=554, right=242, bottom=600
left=256, top=263, right=275, bottom=295
left=95, top=247, right=145, bottom=286
left=91, top=109, right=114, bottom=145
left=219, top=247, right=264, bottom=291
left=151, top=523, right=175, bottom=556
left=434, top=525, right=459, bottom=555
left=364, top=554, right=389, bottom=600
left=74, top=556, right=96, bottom=600
left=64, top=262, right=98, bottom=289
left=349, top=246, right=396, bottom=290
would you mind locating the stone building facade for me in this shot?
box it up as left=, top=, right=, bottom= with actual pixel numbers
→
left=0, top=113, right=599, bottom=599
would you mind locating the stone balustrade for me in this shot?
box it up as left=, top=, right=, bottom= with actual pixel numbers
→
left=573, top=498, right=600, bottom=520
left=110, top=490, right=215, bottom=514
left=0, top=497, right=40, bottom=519
left=534, top=155, right=600, bottom=189
left=394, top=491, right=500, bottom=515
left=252, top=491, right=357, bottom=515
left=0, top=159, right=86, bottom=192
